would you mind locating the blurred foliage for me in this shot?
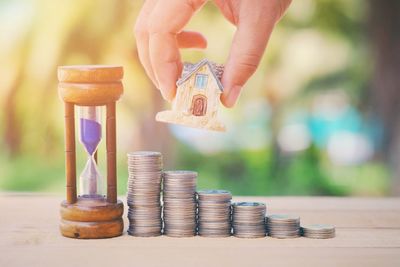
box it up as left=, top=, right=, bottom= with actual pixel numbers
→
left=0, top=0, right=391, bottom=196
left=177, top=144, right=345, bottom=196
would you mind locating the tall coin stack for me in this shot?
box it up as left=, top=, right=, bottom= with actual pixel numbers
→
left=266, top=214, right=301, bottom=238
left=197, top=190, right=232, bottom=237
left=126, top=151, right=163, bottom=237
left=162, top=171, right=197, bottom=237
left=232, top=202, right=266, bottom=238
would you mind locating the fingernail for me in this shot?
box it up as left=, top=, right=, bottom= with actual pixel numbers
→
left=160, top=86, right=175, bottom=103
left=223, top=85, right=242, bottom=108
left=160, top=89, right=170, bottom=101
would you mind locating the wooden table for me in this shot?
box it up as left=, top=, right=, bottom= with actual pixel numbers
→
left=1, top=193, right=399, bottom=267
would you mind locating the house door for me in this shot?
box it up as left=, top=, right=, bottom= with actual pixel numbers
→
left=191, top=95, right=207, bottom=116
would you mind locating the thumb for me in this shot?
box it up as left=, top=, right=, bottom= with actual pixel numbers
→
left=220, top=4, right=279, bottom=108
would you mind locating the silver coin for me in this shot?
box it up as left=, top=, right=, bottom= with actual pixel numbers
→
left=162, top=170, right=197, bottom=236
left=126, top=151, right=163, bottom=236
left=127, top=150, right=162, bottom=157
left=267, top=214, right=300, bottom=222
left=265, top=214, right=301, bottom=239
left=301, top=224, right=335, bottom=239
left=233, top=202, right=265, bottom=208
left=231, top=201, right=266, bottom=238
left=196, top=189, right=232, bottom=237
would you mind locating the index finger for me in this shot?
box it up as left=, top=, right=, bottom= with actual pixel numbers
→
left=148, top=0, right=206, bottom=101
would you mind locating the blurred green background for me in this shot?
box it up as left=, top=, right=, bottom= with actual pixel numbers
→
left=1, top=0, right=399, bottom=196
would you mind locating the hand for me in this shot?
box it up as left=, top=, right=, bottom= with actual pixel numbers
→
left=134, top=0, right=291, bottom=107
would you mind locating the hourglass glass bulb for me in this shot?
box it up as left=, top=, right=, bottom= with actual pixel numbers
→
left=79, top=106, right=103, bottom=198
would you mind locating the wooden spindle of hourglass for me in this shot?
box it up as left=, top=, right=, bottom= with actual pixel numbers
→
left=58, top=65, right=124, bottom=239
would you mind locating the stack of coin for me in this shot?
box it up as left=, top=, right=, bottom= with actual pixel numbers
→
left=301, top=224, right=335, bottom=239
left=197, top=190, right=232, bottom=237
left=162, top=171, right=197, bottom=237
left=126, top=151, right=163, bottom=237
left=266, top=214, right=300, bottom=238
left=232, top=202, right=266, bottom=238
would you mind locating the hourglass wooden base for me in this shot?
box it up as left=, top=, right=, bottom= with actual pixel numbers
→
left=60, top=197, right=124, bottom=239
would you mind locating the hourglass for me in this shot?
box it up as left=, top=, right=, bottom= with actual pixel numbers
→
left=58, top=65, right=124, bottom=239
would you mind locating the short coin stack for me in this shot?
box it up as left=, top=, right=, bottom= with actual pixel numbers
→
left=266, top=214, right=300, bottom=238
left=126, top=151, right=163, bottom=237
left=197, top=190, right=232, bottom=237
left=301, top=224, right=335, bottom=239
left=162, top=171, right=197, bottom=237
left=232, top=202, right=266, bottom=238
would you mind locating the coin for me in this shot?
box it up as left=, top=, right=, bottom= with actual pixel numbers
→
left=266, top=214, right=301, bottom=239
left=197, top=190, right=232, bottom=237
left=126, top=151, right=163, bottom=237
left=162, top=170, right=197, bottom=237
left=231, top=202, right=266, bottom=238
left=301, top=224, right=335, bottom=239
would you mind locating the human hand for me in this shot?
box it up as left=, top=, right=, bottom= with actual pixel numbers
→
left=134, top=0, right=291, bottom=107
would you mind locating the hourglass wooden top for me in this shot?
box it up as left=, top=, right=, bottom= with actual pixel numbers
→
left=58, top=65, right=124, bottom=106
left=58, top=65, right=123, bottom=83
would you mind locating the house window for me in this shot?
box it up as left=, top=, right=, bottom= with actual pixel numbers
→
left=194, top=74, right=208, bottom=89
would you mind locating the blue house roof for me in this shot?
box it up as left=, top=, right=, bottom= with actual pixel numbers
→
left=176, top=59, right=224, bottom=92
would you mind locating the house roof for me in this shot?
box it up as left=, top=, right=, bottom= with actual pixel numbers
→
left=176, top=59, right=224, bottom=91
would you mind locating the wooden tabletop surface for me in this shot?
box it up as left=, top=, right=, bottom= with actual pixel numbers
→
left=1, top=193, right=399, bottom=267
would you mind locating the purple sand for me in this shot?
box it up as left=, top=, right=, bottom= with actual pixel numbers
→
left=80, top=118, right=101, bottom=155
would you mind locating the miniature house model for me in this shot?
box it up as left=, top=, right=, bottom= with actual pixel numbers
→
left=156, top=59, right=226, bottom=131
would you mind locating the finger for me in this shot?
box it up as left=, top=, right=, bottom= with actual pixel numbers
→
left=212, top=0, right=239, bottom=25
left=177, top=31, right=207, bottom=49
left=134, top=0, right=159, bottom=88
left=148, top=0, right=207, bottom=101
left=220, top=2, right=278, bottom=108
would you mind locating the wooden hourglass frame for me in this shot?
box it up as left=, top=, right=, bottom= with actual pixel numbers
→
left=58, top=65, right=124, bottom=239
